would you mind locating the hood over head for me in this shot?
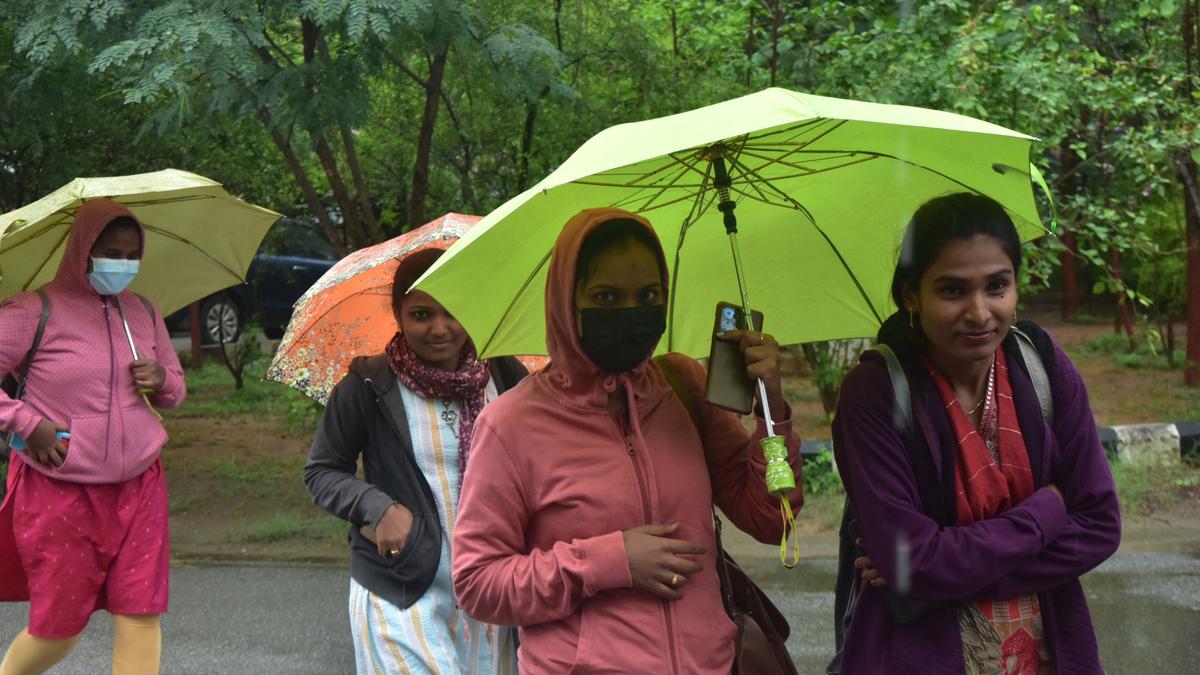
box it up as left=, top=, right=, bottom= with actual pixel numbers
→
left=542, top=207, right=669, bottom=407
left=55, top=198, right=145, bottom=295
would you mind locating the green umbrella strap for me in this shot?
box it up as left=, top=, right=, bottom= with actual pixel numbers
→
left=762, top=435, right=800, bottom=568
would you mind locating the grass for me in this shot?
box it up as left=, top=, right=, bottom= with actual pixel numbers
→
left=1070, top=332, right=1179, bottom=371
left=1110, top=458, right=1200, bottom=516
left=167, top=358, right=322, bottom=433
left=233, top=510, right=349, bottom=544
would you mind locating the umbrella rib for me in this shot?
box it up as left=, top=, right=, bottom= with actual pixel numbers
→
left=734, top=148, right=868, bottom=174
left=728, top=155, right=884, bottom=325
left=19, top=225, right=72, bottom=292
left=606, top=155, right=702, bottom=212
left=479, top=247, right=555, bottom=358
left=667, top=165, right=718, bottom=352
left=142, top=224, right=249, bottom=282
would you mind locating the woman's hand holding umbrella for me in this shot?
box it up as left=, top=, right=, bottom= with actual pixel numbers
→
left=130, top=359, right=166, bottom=392
left=718, top=330, right=785, bottom=417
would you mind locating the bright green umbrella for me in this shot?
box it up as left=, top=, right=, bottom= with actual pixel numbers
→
left=415, top=87, right=1053, bottom=360
left=0, top=169, right=281, bottom=315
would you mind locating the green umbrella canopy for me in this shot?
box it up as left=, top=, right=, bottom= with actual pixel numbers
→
left=0, top=169, right=281, bottom=315
left=415, top=87, right=1052, bottom=358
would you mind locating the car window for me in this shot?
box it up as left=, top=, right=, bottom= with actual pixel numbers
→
left=259, top=220, right=337, bottom=260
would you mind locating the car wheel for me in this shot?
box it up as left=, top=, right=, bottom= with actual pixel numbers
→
left=200, top=295, right=241, bottom=344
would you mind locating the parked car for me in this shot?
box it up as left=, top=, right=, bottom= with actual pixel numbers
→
left=168, top=219, right=339, bottom=343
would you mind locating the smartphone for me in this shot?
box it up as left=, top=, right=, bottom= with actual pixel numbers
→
left=705, top=302, right=764, bottom=414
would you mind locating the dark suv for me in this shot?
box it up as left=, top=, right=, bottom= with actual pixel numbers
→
left=169, top=219, right=339, bottom=343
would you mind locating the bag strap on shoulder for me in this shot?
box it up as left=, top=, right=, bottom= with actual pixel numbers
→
left=653, top=354, right=702, bottom=433
left=1009, top=325, right=1053, bottom=422
left=873, top=343, right=912, bottom=437
left=16, top=289, right=50, bottom=387
left=135, top=293, right=156, bottom=321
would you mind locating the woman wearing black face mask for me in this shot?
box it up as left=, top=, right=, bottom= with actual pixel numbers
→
left=451, top=208, right=804, bottom=674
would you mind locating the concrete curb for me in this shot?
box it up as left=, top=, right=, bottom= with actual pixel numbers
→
left=800, top=421, right=1200, bottom=463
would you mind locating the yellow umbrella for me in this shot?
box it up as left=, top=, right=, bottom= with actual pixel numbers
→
left=0, top=168, right=281, bottom=314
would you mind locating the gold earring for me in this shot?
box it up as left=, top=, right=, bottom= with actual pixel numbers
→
left=908, top=308, right=915, bottom=328
left=1014, top=308, right=1019, bottom=322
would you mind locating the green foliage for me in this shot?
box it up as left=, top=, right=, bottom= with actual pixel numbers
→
left=800, top=339, right=868, bottom=417
left=802, top=444, right=844, bottom=497
left=3, top=1, right=1195, bottom=363
left=172, top=358, right=322, bottom=435
left=1074, top=329, right=1179, bottom=370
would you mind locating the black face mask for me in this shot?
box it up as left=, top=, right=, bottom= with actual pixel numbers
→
left=578, top=305, right=667, bottom=374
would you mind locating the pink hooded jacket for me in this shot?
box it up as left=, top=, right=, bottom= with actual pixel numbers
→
left=0, top=198, right=185, bottom=484
left=452, top=208, right=804, bottom=674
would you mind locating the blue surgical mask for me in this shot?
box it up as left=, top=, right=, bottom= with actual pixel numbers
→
left=87, top=258, right=140, bottom=295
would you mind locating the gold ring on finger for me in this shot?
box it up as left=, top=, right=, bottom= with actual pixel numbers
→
left=670, top=573, right=679, bottom=586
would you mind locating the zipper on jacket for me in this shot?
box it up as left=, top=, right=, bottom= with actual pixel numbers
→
left=615, top=416, right=653, bottom=524
left=613, top=414, right=681, bottom=674
left=102, top=297, right=116, bottom=463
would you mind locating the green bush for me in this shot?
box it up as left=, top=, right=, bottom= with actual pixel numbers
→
left=803, top=444, right=845, bottom=497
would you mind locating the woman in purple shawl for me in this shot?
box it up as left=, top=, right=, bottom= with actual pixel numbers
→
left=830, top=193, right=1120, bottom=674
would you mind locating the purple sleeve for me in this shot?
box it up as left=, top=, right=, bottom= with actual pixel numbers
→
left=833, top=361, right=1069, bottom=601
left=990, top=344, right=1120, bottom=598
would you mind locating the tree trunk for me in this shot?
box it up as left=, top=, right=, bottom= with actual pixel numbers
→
left=1166, top=318, right=1177, bottom=369
left=317, top=33, right=382, bottom=245
left=338, top=120, right=383, bottom=244
left=1109, top=245, right=1136, bottom=349
left=1058, top=130, right=1085, bottom=320
left=1184, top=157, right=1200, bottom=386
left=1060, top=230, right=1081, bottom=320
left=409, top=46, right=450, bottom=229
left=744, top=6, right=757, bottom=87
left=1183, top=0, right=1200, bottom=386
left=768, top=0, right=782, bottom=86
left=257, top=107, right=346, bottom=255
left=311, top=132, right=366, bottom=247
left=518, top=102, right=537, bottom=190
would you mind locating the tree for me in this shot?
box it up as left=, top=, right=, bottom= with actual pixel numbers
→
left=12, top=1, right=566, bottom=249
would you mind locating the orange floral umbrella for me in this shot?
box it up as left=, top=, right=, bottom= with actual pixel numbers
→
left=266, top=213, right=546, bottom=404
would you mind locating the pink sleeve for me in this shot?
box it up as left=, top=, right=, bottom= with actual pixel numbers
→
left=147, top=303, right=186, bottom=409
left=0, top=293, right=47, bottom=440
left=664, top=353, right=804, bottom=543
left=452, top=414, right=632, bottom=627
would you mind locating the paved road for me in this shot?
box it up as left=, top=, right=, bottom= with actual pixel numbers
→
left=1, top=550, right=1196, bottom=673
left=0, top=562, right=353, bottom=674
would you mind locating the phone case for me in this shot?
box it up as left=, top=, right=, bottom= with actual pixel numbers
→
left=705, top=302, right=764, bottom=414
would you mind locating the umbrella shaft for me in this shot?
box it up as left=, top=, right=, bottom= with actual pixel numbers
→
left=113, top=298, right=141, bottom=360
left=726, top=230, right=775, bottom=428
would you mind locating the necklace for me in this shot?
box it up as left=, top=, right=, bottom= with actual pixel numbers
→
left=440, top=399, right=459, bottom=439
left=960, top=354, right=996, bottom=417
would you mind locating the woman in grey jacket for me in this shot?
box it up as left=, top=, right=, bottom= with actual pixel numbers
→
left=304, top=247, right=526, bottom=675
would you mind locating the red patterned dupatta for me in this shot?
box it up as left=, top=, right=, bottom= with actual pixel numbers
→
left=925, top=348, right=1053, bottom=675
left=925, top=347, right=1035, bottom=525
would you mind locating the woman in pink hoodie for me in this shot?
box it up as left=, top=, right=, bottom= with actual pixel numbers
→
left=0, top=198, right=185, bottom=675
left=452, top=208, right=804, bottom=674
